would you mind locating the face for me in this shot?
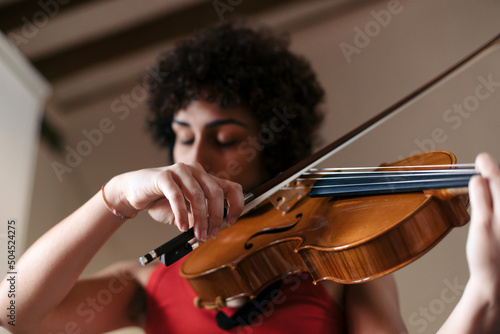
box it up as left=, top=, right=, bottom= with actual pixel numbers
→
left=172, top=99, right=267, bottom=192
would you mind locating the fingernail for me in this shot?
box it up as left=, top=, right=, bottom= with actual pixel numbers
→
left=199, top=229, right=207, bottom=243
left=227, top=217, right=236, bottom=226
left=210, top=227, right=219, bottom=239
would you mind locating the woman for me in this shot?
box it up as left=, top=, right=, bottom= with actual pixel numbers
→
left=0, top=22, right=498, bottom=333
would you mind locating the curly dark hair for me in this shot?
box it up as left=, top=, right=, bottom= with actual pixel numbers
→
left=146, top=21, right=324, bottom=179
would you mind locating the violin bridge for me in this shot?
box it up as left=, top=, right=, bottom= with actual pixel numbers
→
left=268, top=179, right=315, bottom=215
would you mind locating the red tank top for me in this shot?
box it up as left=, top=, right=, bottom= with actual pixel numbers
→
left=145, top=257, right=346, bottom=333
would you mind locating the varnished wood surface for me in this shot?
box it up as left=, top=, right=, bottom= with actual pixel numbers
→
left=181, top=151, right=470, bottom=308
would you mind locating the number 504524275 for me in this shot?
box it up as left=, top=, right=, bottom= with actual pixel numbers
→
left=7, top=220, right=16, bottom=271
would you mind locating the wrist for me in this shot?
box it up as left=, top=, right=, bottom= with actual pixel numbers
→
left=459, top=278, right=500, bottom=333
left=101, top=178, right=138, bottom=219
left=467, top=272, right=500, bottom=303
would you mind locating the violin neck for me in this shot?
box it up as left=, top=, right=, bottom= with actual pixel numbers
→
left=309, top=169, right=476, bottom=198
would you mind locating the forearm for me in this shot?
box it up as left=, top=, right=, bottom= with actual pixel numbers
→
left=438, top=154, right=500, bottom=333
left=437, top=279, right=500, bottom=334
left=0, top=163, right=244, bottom=331
left=0, top=187, right=128, bottom=329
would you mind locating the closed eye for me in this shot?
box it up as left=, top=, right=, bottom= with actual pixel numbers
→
left=179, top=138, right=194, bottom=145
left=216, top=140, right=237, bottom=147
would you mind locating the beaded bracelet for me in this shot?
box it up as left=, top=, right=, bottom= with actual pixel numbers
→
left=101, top=183, right=137, bottom=219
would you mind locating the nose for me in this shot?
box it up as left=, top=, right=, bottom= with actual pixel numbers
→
left=192, top=140, right=212, bottom=172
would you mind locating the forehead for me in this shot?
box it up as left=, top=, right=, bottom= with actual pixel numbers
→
left=174, top=99, right=257, bottom=128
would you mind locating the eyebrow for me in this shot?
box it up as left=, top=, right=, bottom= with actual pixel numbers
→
left=173, top=118, right=249, bottom=129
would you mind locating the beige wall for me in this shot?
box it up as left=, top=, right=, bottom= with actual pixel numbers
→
left=25, top=0, right=500, bottom=333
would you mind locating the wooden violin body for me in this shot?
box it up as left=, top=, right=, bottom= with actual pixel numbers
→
left=180, top=151, right=470, bottom=309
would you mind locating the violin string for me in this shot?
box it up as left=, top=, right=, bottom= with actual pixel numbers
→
left=297, top=169, right=477, bottom=181
left=282, top=175, right=473, bottom=190
left=304, top=163, right=476, bottom=174
left=282, top=164, right=477, bottom=190
left=280, top=163, right=477, bottom=191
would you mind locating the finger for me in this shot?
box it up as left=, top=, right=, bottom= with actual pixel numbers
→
left=490, top=174, right=500, bottom=232
left=156, top=169, right=190, bottom=232
left=469, top=174, right=493, bottom=231
left=475, top=153, right=500, bottom=224
left=193, top=170, right=225, bottom=239
left=172, top=163, right=209, bottom=242
left=475, top=152, right=499, bottom=178
left=147, top=197, right=176, bottom=224
left=188, top=162, right=244, bottom=236
left=213, top=177, right=244, bottom=227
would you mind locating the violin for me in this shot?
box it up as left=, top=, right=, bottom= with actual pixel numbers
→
left=180, top=150, right=472, bottom=309
left=139, top=32, right=500, bottom=310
